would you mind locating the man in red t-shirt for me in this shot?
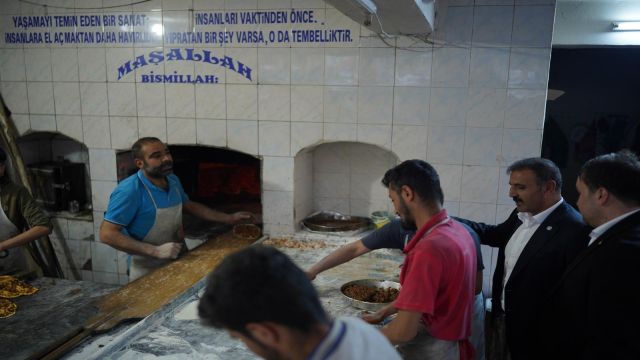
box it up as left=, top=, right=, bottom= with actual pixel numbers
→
left=364, top=160, right=477, bottom=360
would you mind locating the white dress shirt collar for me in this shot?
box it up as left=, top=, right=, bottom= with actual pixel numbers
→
left=517, top=198, right=564, bottom=228
left=588, top=208, right=640, bottom=246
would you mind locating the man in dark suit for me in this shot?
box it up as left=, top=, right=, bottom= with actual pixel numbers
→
left=457, top=158, right=590, bottom=360
left=542, top=150, right=640, bottom=360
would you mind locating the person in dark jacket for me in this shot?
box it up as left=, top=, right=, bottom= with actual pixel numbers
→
left=456, top=157, right=590, bottom=360
left=541, top=150, right=640, bottom=360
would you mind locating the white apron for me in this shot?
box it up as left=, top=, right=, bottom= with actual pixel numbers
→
left=0, top=195, right=27, bottom=272
left=128, top=179, right=185, bottom=281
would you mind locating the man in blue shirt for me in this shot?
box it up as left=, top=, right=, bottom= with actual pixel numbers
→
left=100, top=137, right=252, bottom=280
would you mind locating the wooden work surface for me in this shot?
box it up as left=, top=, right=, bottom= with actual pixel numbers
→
left=89, top=232, right=255, bottom=332
left=35, top=232, right=256, bottom=360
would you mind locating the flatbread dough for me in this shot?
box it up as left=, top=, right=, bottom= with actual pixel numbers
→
left=0, top=298, right=17, bottom=318
left=0, top=275, right=38, bottom=298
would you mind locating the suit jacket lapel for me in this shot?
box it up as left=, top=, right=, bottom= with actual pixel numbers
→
left=508, top=203, right=568, bottom=282
left=559, top=210, right=640, bottom=281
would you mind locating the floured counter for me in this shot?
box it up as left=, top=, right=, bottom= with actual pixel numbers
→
left=63, top=232, right=404, bottom=360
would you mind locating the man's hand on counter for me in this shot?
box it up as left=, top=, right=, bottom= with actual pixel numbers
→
left=154, top=242, right=183, bottom=259
left=228, top=211, right=254, bottom=224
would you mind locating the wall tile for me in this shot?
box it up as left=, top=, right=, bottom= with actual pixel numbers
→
left=393, top=87, right=430, bottom=125
left=56, top=115, right=83, bottom=142
left=227, top=120, right=258, bottom=154
left=262, top=190, right=294, bottom=226
left=138, top=117, right=167, bottom=142
left=80, top=82, right=108, bottom=116
left=0, top=48, right=26, bottom=81
left=324, top=86, right=357, bottom=123
left=395, top=49, right=432, bottom=86
left=24, top=49, right=52, bottom=81
left=166, top=84, right=195, bottom=118
left=314, top=172, right=349, bottom=198
left=107, top=83, right=137, bottom=116
left=291, top=122, right=323, bottom=155
left=357, top=124, right=392, bottom=149
left=258, top=85, right=290, bottom=121
left=1, top=82, right=28, bottom=113
left=259, top=121, right=290, bottom=156
left=167, top=117, right=196, bottom=144
left=463, top=127, right=503, bottom=165
left=511, top=5, right=555, bottom=47
left=429, top=87, right=468, bottom=126
left=325, top=48, right=359, bottom=85
left=324, top=123, right=356, bottom=142
left=508, top=48, right=551, bottom=89
left=78, top=48, right=107, bottom=82
left=53, top=82, right=81, bottom=115
left=392, top=125, right=427, bottom=161
left=497, top=166, right=513, bottom=205
left=433, top=163, right=463, bottom=201
left=291, top=85, right=323, bottom=123
left=427, top=126, right=465, bottom=164
left=224, top=48, right=257, bottom=84
left=472, top=6, right=514, bottom=47
left=226, top=84, right=257, bottom=120
left=27, top=82, right=55, bottom=114
left=466, top=88, right=506, bottom=127
left=89, top=148, right=117, bottom=181
left=136, top=83, right=166, bottom=117
left=505, top=89, right=546, bottom=129
left=291, top=48, right=324, bottom=85
left=470, top=47, right=510, bottom=88
left=83, top=116, right=111, bottom=148
left=459, top=202, right=498, bottom=223
left=52, top=48, right=79, bottom=82
left=461, top=165, right=499, bottom=203
left=110, top=116, right=139, bottom=149
left=91, top=180, right=117, bottom=212
left=12, top=114, right=30, bottom=135
left=196, top=119, right=226, bottom=147
left=263, top=156, right=294, bottom=191
left=435, top=6, right=474, bottom=46
left=432, top=47, right=470, bottom=87
left=195, top=84, right=226, bottom=119
left=30, top=115, right=56, bottom=131
left=501, top=128, right=542, bottom=165
left=91, top=241, right=118, bottom=273
left=258, top=48, right=291, bottom=84
left=359, top=48, right=395, bottom=86
left=357, top=86, right=393, bottom=125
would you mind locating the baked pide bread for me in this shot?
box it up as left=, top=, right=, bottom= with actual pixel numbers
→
left=0, top=298, right=17, bottom=318
left=0, top=275, right=38, bottom=298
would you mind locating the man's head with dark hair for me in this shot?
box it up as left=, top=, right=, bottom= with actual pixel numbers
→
left=507, top=158, right=563, bottom=193
left=198, top=245, right=329, bottom=359
left=131, top=137, right=163, bottom=160
left=506, top=157, right=563, bottom=215
left=131, top=137, right=173, bottom=179
left=381, top=160, right=444, bottom=228
left=576, top=150, right=640, bottom=227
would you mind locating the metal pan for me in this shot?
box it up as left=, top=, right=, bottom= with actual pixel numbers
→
left=301, top=211, right=373, bottom=233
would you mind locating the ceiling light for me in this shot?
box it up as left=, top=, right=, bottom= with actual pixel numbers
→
left=611, top=21, right=640, bottom=31
left=355, top=0, right=377, bottom=14
left=151, top=23, right=164, bottom=36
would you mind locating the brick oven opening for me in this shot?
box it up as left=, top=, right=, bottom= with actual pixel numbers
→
left=116, top=145, right=261, bottom=241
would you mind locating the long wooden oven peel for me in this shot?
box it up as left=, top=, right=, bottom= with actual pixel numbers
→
left=29, top=232, right=257, bottom=360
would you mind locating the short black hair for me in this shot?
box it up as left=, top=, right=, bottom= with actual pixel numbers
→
left=579, top=150, right=640, bottom=206
left=198, top=245, right=329, bottom=334
left=381, top=159, right=444, bottom=205
left=508, top=157, right=562, bottom=192
left=0, top=147, right=6, bottom=163
left=131, top=137, right=163, bottom=160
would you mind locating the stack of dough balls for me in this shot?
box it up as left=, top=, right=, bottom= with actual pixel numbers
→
left=0, top=275, right=38, bottom=318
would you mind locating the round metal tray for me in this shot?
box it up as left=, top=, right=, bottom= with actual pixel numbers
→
left=340, top=279, right=400, bottom=312
left=301, top=211, right=373, bottom=233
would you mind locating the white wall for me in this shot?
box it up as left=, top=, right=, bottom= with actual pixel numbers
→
left=0, top=0, right=557, bottom=284
left=554, top=0, right=640, bottom=45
